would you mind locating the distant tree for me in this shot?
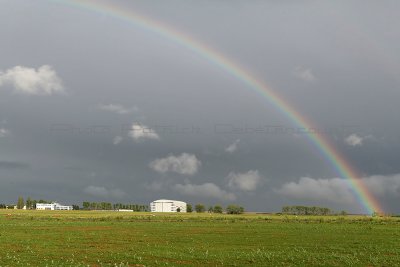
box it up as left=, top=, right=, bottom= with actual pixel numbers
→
left=81, top=201, right=148, bottom=211
left=213, top=205, right=223, bottom=214
left=226, top=205, right=244, bottom=214
left=72, top=205, right=80, bottom=210
left=32, top=200, right=37, bottom=209
left=195, top=204, right=205, bottom=213
left=281, top=205, right=332, bottom=216
left=187, top=204, right=193, bottom=213
left=25, top=197, right=32, bottom=210
left=176, top=207, right=181, bottom=212
left=208, top=206, right=214, bottom=213
left=17, top=196, right=24, bottom=209
left=321, top=207, right=331, bottom=216
left=82, top=202, right=90, bottom=210
left=282, top=206, right=290, bottom=214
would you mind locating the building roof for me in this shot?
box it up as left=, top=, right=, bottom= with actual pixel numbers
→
left=151, top=199, right=186, bottom=204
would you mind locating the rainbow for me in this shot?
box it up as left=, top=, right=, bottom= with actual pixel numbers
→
left=51, top=0, right=382, bottom=214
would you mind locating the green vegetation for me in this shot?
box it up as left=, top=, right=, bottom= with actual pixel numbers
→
left=226, top=204, right=244, bottom=214
left=16, top=196, right=24, bottom=209
left=0, top=197, right=55, bottom=210
left=186, top=204, right=193, bottom=213
left=190, top=204, right=241, bottom=214
left=282, top=205, right=332, bottom=215
left=195, top=203, right=205, bottom=213
left=82, top=202, right=148, bottom=211
left=213, top=205, right=223, bottom=214
left=0, top=210, right=399, bottom=266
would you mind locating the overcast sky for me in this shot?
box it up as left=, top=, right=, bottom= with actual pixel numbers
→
left=1, top=0, right=399, bottom=213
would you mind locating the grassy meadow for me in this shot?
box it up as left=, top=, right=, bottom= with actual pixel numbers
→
left=0, top=210, right=399, bottom=266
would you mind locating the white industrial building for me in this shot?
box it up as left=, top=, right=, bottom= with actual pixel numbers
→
left=150, top=199, right=187, bottom=212
left=36, top=202, right=73, bottom=211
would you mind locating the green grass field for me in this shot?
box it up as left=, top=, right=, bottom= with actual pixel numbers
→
left=0, top=210, right=399, bottom=266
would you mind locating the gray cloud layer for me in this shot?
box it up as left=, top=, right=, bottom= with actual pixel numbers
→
left=0, top=161, right=30, bottom=170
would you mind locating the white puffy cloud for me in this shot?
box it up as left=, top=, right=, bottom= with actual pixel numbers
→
left=227, top=170, right=262, bottom=191
left=173, top=183, right=236, bottom=201
left=98, top=104, right=137, bottom=115
left=113, top=136, right=123, bottom=145
left=345, top=134, right=363, bottom=147
left=0, top=65, right=64, bottom=95
left=293, top=66, right=316, bottom=82
left=149, top=153, right=201, bottom=175
left=275, top=174, right=400, bottom=204
left=83, top=185, right=126, bottom=199
left=225, top=139, right=240, bottom=153
left=129, top=123, right=160, bottom=141
left=0, top=128, right=10, bottom=138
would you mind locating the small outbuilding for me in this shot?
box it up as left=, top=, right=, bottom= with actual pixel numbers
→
left=150, top=199, right=187, bottom=212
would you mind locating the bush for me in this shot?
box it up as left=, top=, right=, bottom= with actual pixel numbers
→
left=195, top=204, right=205, bottom=213
left=187, top=204, right=193, bottom=213
left=226, top=205, right=244, bottom=214
left=213, top=205, right=223, bottom=214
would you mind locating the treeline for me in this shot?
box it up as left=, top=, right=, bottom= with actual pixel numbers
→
left=23, top=197, right=52, bottom=209
left=0, top=197, right=53, bottom=209
left=282, top=206, right=332, bottom=215
left=82, top=202, right=149, bottom=211
left=187, top=204, right=245, bottom=214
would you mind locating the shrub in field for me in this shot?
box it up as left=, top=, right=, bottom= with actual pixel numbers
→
left=226, top=205, right=244, bottom=214
left=187, top=204, right=193, bottom=213
left=213, top=205, right=223, bottom=214
left=195, top=204, right=205, bottom=213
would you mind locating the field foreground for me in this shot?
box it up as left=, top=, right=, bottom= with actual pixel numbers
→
left=0, top=210, right=399, bottom=266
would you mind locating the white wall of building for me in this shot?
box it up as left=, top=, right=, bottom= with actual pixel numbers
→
left=150, top=199, right=187, bottom=212
left=36, top=203, right=73, bottom=210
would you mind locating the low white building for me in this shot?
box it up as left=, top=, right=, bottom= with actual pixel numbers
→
left=36, top=203, right=73, bottom=211
left=150, top=199, right=187, bottom=212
